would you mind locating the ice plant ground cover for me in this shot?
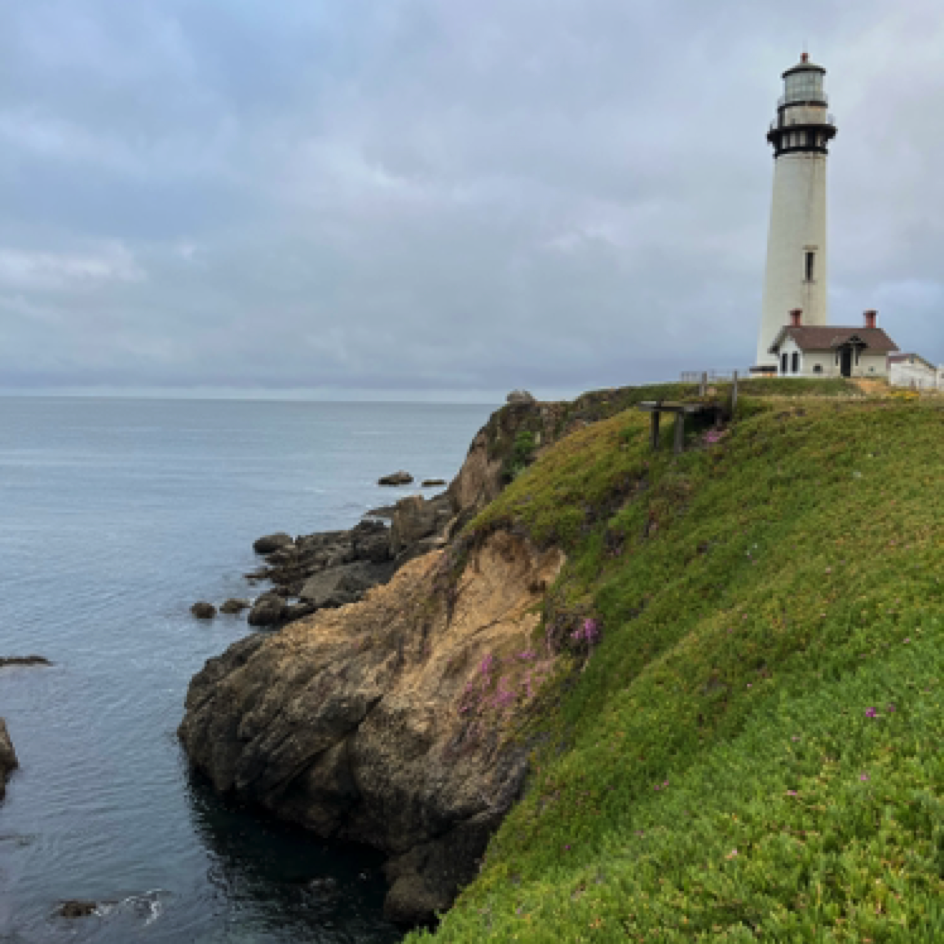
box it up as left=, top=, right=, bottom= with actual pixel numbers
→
left=410, top=388, right=944, bottom=942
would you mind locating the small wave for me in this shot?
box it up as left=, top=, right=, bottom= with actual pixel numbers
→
left=95, top=889, right=170, bottom=927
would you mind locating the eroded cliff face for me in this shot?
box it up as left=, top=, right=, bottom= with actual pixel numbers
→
left=0, top=719, right=17, bottom=803
left=178, top=531, right=564, bottom=924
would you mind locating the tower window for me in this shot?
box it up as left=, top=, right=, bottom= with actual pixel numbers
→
left=805, top=251, right=815, bottom=282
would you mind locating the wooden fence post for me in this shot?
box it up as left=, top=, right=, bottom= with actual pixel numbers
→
left=650, top=410, right=661, bottom=451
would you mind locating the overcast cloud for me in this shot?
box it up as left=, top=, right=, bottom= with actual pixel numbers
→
left=1, top=0, right=942, bottom=399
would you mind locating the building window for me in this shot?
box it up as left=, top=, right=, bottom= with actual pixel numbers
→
left=792, top=352, right=800, bottom=374
left=813, top=364, right=823, bottom=374
left=781, top=352, right=789, bottom=375
left=805, top=251, right=815, bottom=282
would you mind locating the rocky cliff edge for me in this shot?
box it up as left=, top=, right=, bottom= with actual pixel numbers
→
left=178, top=528, right=564, bottom=924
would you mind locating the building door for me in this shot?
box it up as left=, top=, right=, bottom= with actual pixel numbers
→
left=840, top=346, right=853, bottom=377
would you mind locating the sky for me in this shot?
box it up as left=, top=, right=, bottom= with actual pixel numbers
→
left=1, top=0, right=942, bottom=401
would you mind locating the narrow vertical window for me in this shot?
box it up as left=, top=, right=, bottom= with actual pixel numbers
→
left=781, top=352, right=789, bottom=375
left=805, top=251, right=815, bottom=282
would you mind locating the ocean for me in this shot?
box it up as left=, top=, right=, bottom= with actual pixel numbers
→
left=0, top=397, right=493, bottom=943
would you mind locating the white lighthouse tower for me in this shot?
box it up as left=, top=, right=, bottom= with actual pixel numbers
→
left=755, top=53, right=837, bottom=370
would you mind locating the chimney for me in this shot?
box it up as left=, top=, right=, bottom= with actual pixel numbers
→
left=801, top=52, right=809, bottom=63
left=789, top=308, right=803, bottom=327
left=864, top=309, right=877, bottom=329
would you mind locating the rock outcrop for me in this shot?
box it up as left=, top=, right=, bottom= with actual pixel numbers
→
left=191, top=602, right=217, bottom=620
left=252, top=533, right=294, bottom=554
left=220, top=598, right=251, bottom=615
left=0, top=719, right=18, bottom=802
left=58, top=901, right=98, bottom=918
left=179, top=531, right=564, bottom=924
left=389, top=494, right=453, bottom=560
left=0, top=656, right=51, bottom=668
left=247, top=593, right=285, bottom=628
left=378, top=471, right=413, bottom=486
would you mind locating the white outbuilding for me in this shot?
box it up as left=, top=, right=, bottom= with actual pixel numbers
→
left=887, top=353, right=942, bottom=390
left=767, top=309, right=898, bottom=378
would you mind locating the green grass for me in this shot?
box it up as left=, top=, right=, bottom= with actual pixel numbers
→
left=410, top=393, right=944, bottom=942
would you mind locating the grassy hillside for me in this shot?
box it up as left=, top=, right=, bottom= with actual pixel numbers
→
left=411, top=389, right=944, bottom=942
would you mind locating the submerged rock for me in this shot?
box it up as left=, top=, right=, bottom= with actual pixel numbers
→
left=179, top=531, right=564, bottom=925
left=0, top=719, right=17, bottom=802
left=253, top=533, right=294, bottom=554
left=58, top=900, right=98, bottom=918
left=190, top=602, right=217, bottom=620
left=421, top=479, right=446, bottom=488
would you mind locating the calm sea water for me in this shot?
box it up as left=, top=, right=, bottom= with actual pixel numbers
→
left=0, top=397, right=493, bottom=943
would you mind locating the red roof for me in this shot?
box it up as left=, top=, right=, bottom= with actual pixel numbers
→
left=769, top=325, right=899, bottom=355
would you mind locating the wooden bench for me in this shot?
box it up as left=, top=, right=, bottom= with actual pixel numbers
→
left=638, top=401, right=712, bottom=454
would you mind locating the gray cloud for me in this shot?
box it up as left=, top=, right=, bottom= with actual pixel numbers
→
left=1, top=0, right=941, bottom=398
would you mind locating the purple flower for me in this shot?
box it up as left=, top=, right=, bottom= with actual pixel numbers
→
left=886, top=704, right=896, bottom=713
left=786, top=790, right=798, bottom=796
left=860, top=773, right=870, bottom=782
left=865, top=707, right=878, bottom=718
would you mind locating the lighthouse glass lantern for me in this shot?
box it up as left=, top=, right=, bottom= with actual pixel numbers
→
left=755, top=53, right=837, bottom=370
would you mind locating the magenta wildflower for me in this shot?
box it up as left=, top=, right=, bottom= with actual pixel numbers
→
left=865, top=707, right=878, bottom=718
left=904, top=638, right=911, bottom=644
left=860, top=773, right=870, bottom=782
left=886, top=704, right=896, bottom=713
left=787, top=790, right=798, bottom=796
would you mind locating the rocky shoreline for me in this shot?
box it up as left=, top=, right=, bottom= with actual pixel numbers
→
left=191, top=489, right=457, bottom=632
left=178, top=394, right=572, bottom=926
left=0, top=657, right=51, bottom=803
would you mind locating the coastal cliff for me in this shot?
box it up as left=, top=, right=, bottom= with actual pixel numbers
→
left=182, top=381, right=944, bottom=940
left=179, top=529, right=563, bottom=923
left=179, top=394, right=571, bottom=923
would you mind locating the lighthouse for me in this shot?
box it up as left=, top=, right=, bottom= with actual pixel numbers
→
left=755, top=54, right=837, bottom=370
